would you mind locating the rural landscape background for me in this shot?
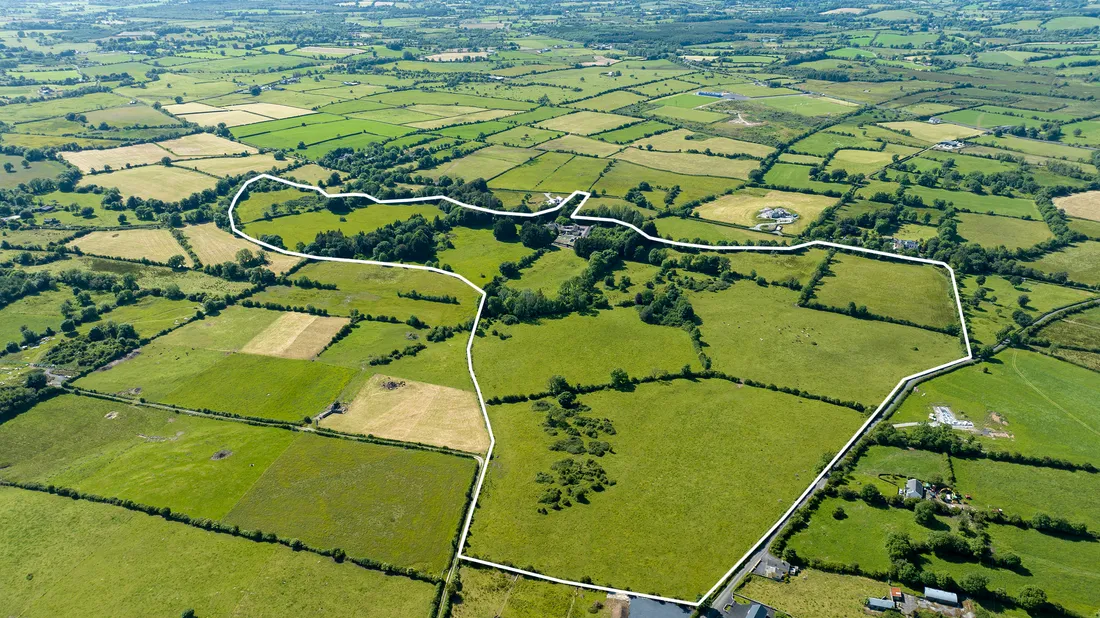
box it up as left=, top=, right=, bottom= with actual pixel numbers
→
left=0, top=0, right=1098, bottom=616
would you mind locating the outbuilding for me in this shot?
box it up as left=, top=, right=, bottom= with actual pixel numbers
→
left=867, top=598, right=895, bottom=611
left=924, top=587, right=959, bottom=606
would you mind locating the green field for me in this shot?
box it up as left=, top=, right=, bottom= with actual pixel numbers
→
left=74, top=307, right=357, bottom=422
left=955, top=213, right=1053, bottom=250
left=0, top=394, right=475, bottom=574
left=452, top=565, right=613, bottom=618
left=473, top=307, right=699, bottom=397
left=467, top=379, right=864, bottom=599
left=0, top=487, right=438, bottom=617
left=250, top=261, right=478, bottom=326
left=690, top=283, right=963, bottom=408
left=1030, top=241, right=1100, bottom=285
left=813, top=255, right=958, bottom=329
left=892, top=349, right=1100, bottom=465
left=960, top=274, right=1094, bottom=346
left=241, top=202, right=447, bottom=250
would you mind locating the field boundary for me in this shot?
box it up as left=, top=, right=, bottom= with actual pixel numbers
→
left=227, top=173, right=973, bottom=608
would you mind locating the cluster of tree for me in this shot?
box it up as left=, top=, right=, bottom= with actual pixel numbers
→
left=367, top=342, right=426, bottom=366
left=0, top=268, right=53, bottom=309
left=636, top=283, right=695, bottom=327
left=43, top=320, right=138, bottom=370
left=0, top=370, right=58, bottom=421
left=398, top=289, right=458, bottom=304
left=992, top=123, right=1062, bottom=142
left=303, top=215, right=437, bottom=262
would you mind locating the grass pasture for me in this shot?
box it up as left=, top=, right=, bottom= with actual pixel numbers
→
left=892, top=349, right=1100, bottom=465
left=0, top=487, right=437, bottom=617
left=241, top=202, right=448, bottom=250
left=1030, top=241, right=1100, bottom=285
left=452, top=564, right=613, bottom=618
left=813, top=254, right=959, bottom=330
left=0, top=393, right=474, bottom=575
left=249, top=260, right=478, bottom=326
left=68, top=229, right=191, bottom=265
left=473, top=307, right=699, bottom=398
left=955, top=213, right=1053, bottom=250
left=467, top=379, right=864, bottom=600
left=690, top=283, right=963, bottom=408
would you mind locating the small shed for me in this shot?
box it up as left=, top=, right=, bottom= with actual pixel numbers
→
left=890, top=587, right=903, bottom=602
left=924, top=587, right=959, bottom=606
left=867, top=598, right=895, bottom=611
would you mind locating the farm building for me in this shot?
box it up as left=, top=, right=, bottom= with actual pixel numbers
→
left=924, top=587, right=959, bottom=606
left=867, top=597, right=896, bottom=612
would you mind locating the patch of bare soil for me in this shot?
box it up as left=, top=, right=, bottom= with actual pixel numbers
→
left=728, top=111, right=764, bottom=126
left=211, top=449, right=233, bottom=460
left=104, top=411, right=119, bottom=420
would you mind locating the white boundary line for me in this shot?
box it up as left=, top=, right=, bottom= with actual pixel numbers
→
left=228, top=173, right=973, bottom=607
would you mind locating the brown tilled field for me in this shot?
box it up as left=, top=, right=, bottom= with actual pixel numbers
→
left=323, top=373, right=489, bottom=453
left=68, top=229, right=193, bottom=265
left=239, top=312, right=349, bottom=359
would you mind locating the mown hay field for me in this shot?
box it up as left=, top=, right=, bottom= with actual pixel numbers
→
left=632, top=128, right=775, bottom=158
left=1054, top=190, right=1100, bottom=222
left=68, top=229, right=192, bottom=265
left=239, top=311, right=348, bottom=360
left=60, top=142, right=175, bottom=173
left=694, top=188, right=835, bottom=234
left=536, top=110, right=637, bottom=135
left=323, top=373, right=489, bottom=453
left=182, top=222, right=300, bottom=273
left=77, top=165, right=218, bottom=201
left=157, top=132, right=257, bottom=157
left=613, top=147, right=758, bottom=179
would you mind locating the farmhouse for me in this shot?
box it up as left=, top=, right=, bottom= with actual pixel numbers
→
left=548, top=222, right=591, bottom=248
left=889, top=238, right=920, bottom=251
left=901, top=478, right=925, bottom=500
left=758, top=207, right=798, bottom=222
left=934, top=140, right=965, bottom=151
